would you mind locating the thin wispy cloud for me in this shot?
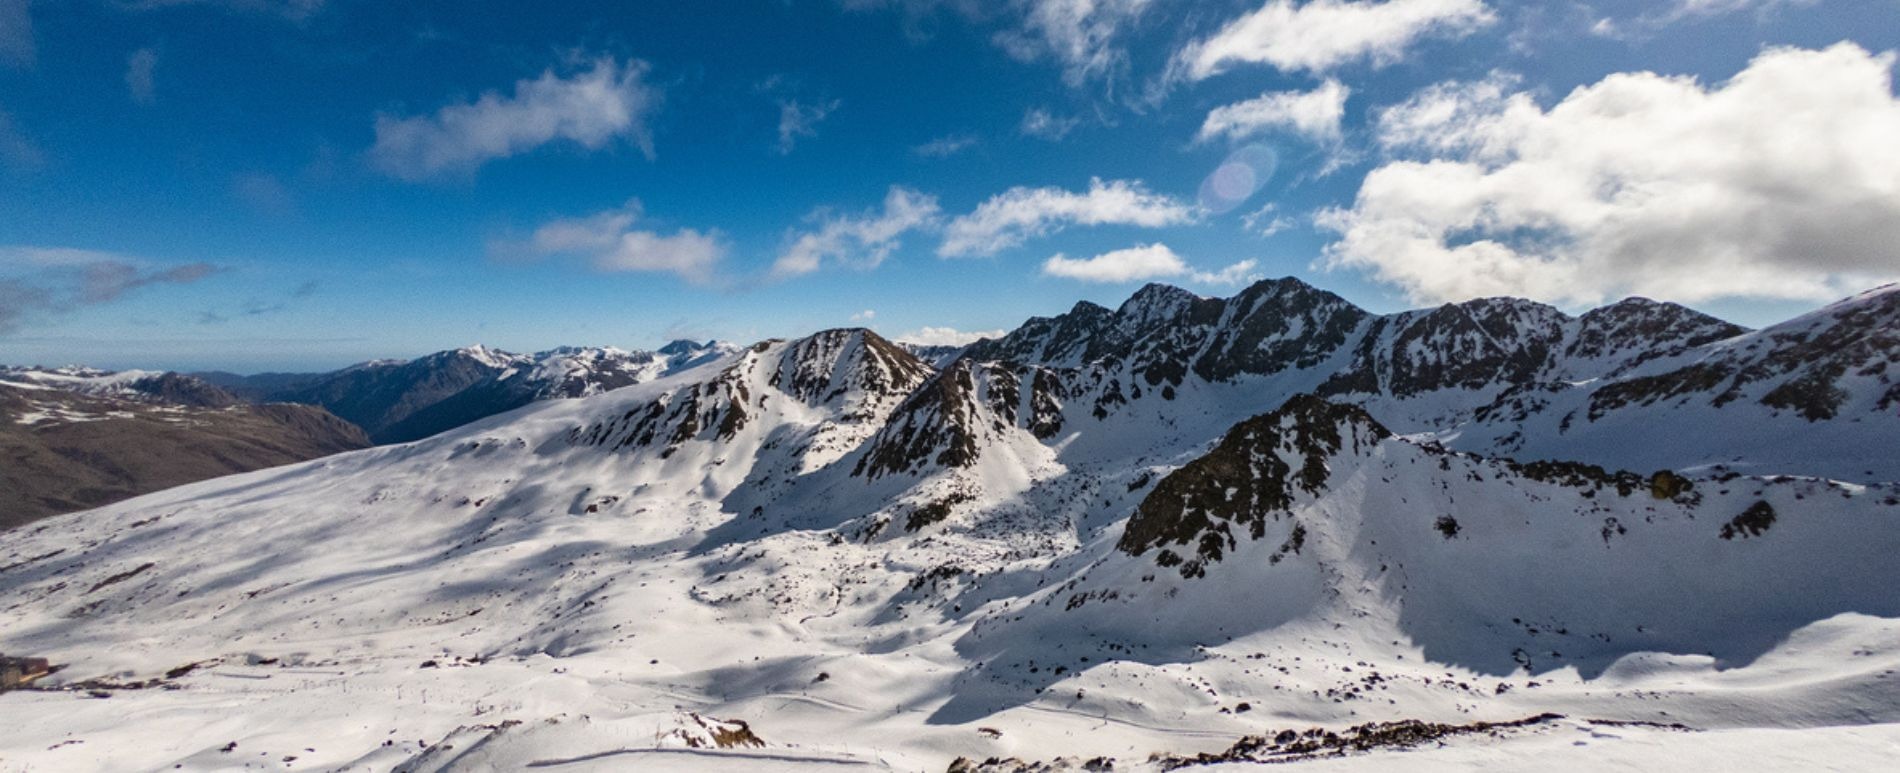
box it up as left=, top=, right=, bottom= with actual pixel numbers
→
left=773, top=186, right=941, bottom=279
left=994, top=0, right=1155, bottom=86
left=777, top=98, right=841, bottom=154
left=0, top=246, right=223, bottom=334
left=370, top=56, right=660, bottom=181
left=0, top=107, right=41, bottom=170
left=941, top=177, right=1197, bottom=257
left=123, top=0, right=328, bottom=22
left=1020, top=107, right=1079, bottom=140
left=126, top=48, right=159, bottom=105
left=0, top=0, right=34, bottom=68
left=913, top=134, right=978, bottom=158
left=514, top=201, right=726, bottom=286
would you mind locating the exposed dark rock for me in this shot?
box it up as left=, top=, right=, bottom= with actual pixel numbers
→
left=1119, top=395, right=1391, bottom=575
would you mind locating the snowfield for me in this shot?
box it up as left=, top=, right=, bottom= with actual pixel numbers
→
left=4, top=283, right=1900, bottom=771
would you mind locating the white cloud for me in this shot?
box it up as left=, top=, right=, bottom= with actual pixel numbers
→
left=896, top=326, right=1009, bottom=347
left=523, top=201, right=725, bottom=285
left=126, top=48, right=158, bottom=105
left=994, top=0, right=1155, bottom=86
left=1020, top=107, right=1079, bottom=140
left=772, top=186, right=942, bottom=278
left=1192, top=258, right=1262, bottom=285
left=1041, top=242, right=1258, bottom=285
left=370, top=56, right=658, bottom=181
left=777, top=98, right=840, bottom=154
left=1198, top=78, right=1350, bottom=144
left=1243, top=202, right=1297, bottom=236
left=940, top=177, right=1196, bottom=257
left=1043, top=243, right=1186, bottom=282
left=1320, top=43, right=1900, bottom=306
left=913, top=134, right=978, bottom=158
left=0, top=0, right=34, bottom=68
left=850, top=309, right=876, bottom=322
left=1173, top=0, right=1495, bottom=80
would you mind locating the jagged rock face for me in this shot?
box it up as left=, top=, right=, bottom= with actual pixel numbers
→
left=1322, top=298, right=1570, bottom=399
left=853, top=358, right=989, bottom=480
left=969, top=279, right=1365, bottom=387
left=1188, top=278, right=1369, bottom=383
left=1119, top=396, right=1391, bottom=576
left=770, top=329, right=931, bottom=417
left=567, top=329, right=928, bottom=463
left=1588, top=286, right=1900, bottom=421
left=1561, top=298, right=1747, bottom=378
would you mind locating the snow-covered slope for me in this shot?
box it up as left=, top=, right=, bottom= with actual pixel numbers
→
left=3, top=286, right=1899, bottom=771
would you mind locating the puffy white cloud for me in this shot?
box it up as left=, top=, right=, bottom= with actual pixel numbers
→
left=940, top=177, right=1196, bottom=257
left=126, top=48, right=158, bottom=105
left=850, top=309, right=876, bottom=322
left=895, top=326, right=1009, bottom=347
left=772, top=186, right=942, bottom=278
left=1173, top=0, right=1495, bottom=80
left=777, top=98, right=840, bottom=154
left=1043, top=243, right=1185, bottom=282
left=523, top=202, right=725, bottom=286
left=1020, top=107, right=1079, bottom=140
left=1198, top=78, right=1350, bottom=144
left=1041, top=242, right=1259, bottom=284
left=913, top=134, right=978, bottom=157
left=1320, top=43, right=1900, bottom=306
left=370, top=57, right=658, bottom=181
left=994, top=0, right=1155, bottom=86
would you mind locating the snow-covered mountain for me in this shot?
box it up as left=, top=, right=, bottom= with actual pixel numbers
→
left=199, top=339, right=739, bottom=444
left=960, top=278, right=1899, bottom=482
left=4, top=282, right=1899, bottom=770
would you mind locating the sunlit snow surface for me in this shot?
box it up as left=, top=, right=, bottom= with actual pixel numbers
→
left=4, top=329, right=1900, bottom=771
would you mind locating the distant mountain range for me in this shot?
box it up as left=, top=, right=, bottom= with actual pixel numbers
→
left=194, top=339, right=739, bottom=444
left=1, top=340, right=740, bottom=526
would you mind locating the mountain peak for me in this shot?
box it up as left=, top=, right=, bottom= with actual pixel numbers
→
left=1118, top=394, right=1391, bottom=575
left=659, top=339, right=715, bottom=356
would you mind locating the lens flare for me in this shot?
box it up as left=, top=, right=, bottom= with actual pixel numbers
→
left=1198, top=144, right=1278, bottom=215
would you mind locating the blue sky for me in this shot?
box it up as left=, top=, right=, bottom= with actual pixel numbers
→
left=2, top=0, right=1898, bottom=372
